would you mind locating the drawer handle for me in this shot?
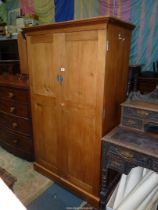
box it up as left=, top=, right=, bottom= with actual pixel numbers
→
left=119, top=151, right=133, bottom=159
left=137, top=110, right=149, bottom=117
left=126, top=119, right=135, bottom=125
left=12, top=122, right=18, bottom=129
left=8, top=92, right=15, bottom=98
left=10, top=106, right=16, bottom=113
left=12, top=139, right=19, bottom=145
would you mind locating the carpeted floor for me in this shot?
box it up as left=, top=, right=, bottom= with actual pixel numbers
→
left=0, top=146, right=92, bottom=209
left=27, top=183, right=86, bottom=210
left=0, top=146, right=52, bottom=205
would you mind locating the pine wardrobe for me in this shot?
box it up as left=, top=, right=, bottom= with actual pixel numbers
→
left=24, top=17, right=134, bottom=206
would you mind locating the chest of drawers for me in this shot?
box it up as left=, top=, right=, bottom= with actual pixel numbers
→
left=0, top=75, right=34, bottom=161
left=121, top=100, right=158, bottom=132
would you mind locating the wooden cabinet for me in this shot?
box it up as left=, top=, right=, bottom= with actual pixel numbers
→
left=138, top=76, right=158, bottom=93
left=0, top=39, right=20, bottom=74
left=17, top=32, right=29, bottom=75
left=24, top=17, right=134, bottom=206
left=0, top=75, right=34, bottom=161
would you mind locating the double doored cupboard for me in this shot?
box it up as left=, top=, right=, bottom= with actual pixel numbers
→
left=24, top=17, right=134, bottom=206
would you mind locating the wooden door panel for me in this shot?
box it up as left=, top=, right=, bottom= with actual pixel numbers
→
left=31, top=94, right=60, bottom=172
left=63, top=31, right=98, bottom=107
left=61, top=106, right=99, bottom=193
left=28, top=35, right=57, bottom=97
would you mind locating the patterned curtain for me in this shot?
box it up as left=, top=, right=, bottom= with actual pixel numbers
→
left=74, top=0, right=98, bottom=19
left=6, top=0, right=19, bottom=11
left=20, top=0, right=35, bottom=16
left=129, top=0, right=158, bottom=71
left=0, top=3, right=7, bottom=23
left=74, top=0, right=158, bottom=72
left=34, top=0, right=54, bottom=23
left=0, top=0, right=157, bottom=71
left=54, top=0, right=74, bottom=22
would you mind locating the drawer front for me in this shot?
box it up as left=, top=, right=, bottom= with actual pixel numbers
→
left=123, top=107, right=149, bottom=119
left=0, top=100, right=30, bottom=118
left=152, top=159, right=158, bottom=173
left=110, top=145, right=151, bottom=168
left=110, top=145, right=135, bottom=162
left=0, top=129, right=33, bottom=152
left=0, top=128, right=34, bottom=161
left=146, top=111, right=158, bottom=122
left=0, top=112, right=31, bottom=135
left=123, top=106, right=158, bottom=123
left=108, top=155, right=125, bottom=172
left=122, top=116, right=143, bottom=130
left=0, top=86, right=29, bottom=102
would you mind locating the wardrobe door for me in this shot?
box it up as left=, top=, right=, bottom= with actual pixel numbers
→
left=27, top=34, right=61, bottom=172
left=61, top=30, right=106, bottom=195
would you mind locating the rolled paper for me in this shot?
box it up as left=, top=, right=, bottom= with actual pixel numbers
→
left=142, top=167, right=150, bottom=177
left=135, top=185, right=158, bottom=210
left=123, top=166, right=144, bottom=198
left=106, top=183, right=119, bottom=210
left=113, top=174, right=127, bottom=209
left=116, top=171, right=158, bottom=210
left=143, top=189, right=158, bottom=210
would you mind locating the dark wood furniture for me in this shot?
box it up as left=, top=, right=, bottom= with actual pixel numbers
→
left=0, top=38, right=20, bottom=74
left=0, top=166, right=17, bottom=190
left=24, top=17, right=134, bottom=206
left=127, top=65, right=141, bottom=95
left=100, top=100, right=158, bottom=210
left=127, top=64, right=158, bottom=94
left=17, top=32, right=29, bottom=74
left=138, top=76, right=158, bottom=93
left=121, top=100, right=158, bottom=132
left=0, top=74, right=34, bottom=161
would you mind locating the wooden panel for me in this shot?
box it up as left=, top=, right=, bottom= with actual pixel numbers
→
left=27, top=34, right=57, bottom=97
left=23, top=16, right=134, bottom=34
left=31, top=94, right=60, bottom=173
left=17, top=32, right=28, bottom=74
left=61, top=106, right=96, bottom=193
left=103, top=24, right=132, bottom=134
left=63, top=33, right=98, bottom=106
left=66, top=31, right=98, bottom=41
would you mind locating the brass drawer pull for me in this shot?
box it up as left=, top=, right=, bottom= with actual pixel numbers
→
left=12, top=139, right=19, bottom=144
left=126, top=119, right=135, bottom=125
left=8, top=92, right=15, bottom=98
left=137, top=110, right=149, bottom=117
left=10, top=106, right=16, bottom=113
left=119, top=151, right=133, bottom=159
left=12, top=122, right=18, bottom=129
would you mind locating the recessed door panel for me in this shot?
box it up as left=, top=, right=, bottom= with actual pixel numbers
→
left=31, top=94, right=60, bottom=172
left=61, top=106, right=98, bottom=193
left=28, top=35, right=57, bottom=97
left=63, top=31, right=98, bottom=107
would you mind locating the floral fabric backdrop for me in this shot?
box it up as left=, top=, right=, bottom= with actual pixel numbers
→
left=0, top=0, right=158, bottom=71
